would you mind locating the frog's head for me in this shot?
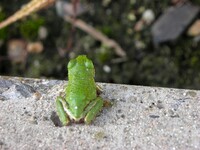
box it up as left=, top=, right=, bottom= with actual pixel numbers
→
left=68, top=55, right=95, bottom=76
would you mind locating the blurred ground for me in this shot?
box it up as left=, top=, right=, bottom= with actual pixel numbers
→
left=0, top=1, right=200, bottom=89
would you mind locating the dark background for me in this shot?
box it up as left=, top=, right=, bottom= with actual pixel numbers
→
left=0, top=0, right=200, bottom=89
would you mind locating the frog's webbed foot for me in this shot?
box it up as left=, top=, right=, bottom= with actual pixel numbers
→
left=103, top=100, right=112, bottom=107
left=56, top=96, right=70, bottom=126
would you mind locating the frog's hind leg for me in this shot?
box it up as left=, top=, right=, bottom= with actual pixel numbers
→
left=84, top=97, right=104, bottom=124
left=56, top=96, right=70, bottom=126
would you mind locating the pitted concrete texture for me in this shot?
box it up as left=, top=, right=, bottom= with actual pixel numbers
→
left=0, top=76, right=200, bottom=149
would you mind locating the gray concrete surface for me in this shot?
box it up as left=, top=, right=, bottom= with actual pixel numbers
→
left=0, top=76, right=200, bottom=150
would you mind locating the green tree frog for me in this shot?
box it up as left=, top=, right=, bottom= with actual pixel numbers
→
left=56, top=55, right=104, bottom=125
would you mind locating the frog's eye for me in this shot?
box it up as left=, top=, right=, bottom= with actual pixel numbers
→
left=85, top=60, right=94, bottom=69
left=68, top=59, right=77, bottom=69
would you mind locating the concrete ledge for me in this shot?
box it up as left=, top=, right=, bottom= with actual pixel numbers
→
left=0, top=76, right=200, bottom=149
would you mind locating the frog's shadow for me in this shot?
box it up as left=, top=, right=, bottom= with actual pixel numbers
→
left=50, top=111, right=63, bottom=127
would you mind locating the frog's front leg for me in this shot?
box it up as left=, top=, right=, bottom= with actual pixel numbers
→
left=96, top=84, right=103, bottom=95
left=84, top=97, right=104, bottom=124
left=56, top=96, right=70, bottom=126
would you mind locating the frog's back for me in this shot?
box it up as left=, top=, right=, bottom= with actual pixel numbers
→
left=67, top=76, right=96, bottom=102
left=65, top=55, right=97, bottom=119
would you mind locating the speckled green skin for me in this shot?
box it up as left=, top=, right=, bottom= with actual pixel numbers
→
left=56, top=55, right=104, bottom=126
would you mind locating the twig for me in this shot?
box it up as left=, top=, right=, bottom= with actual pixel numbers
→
left=0, top=0, right=56, bottom=29
left=0, top=0, right=126, bottom=57
left=64, top=16, right=126, bottom=57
